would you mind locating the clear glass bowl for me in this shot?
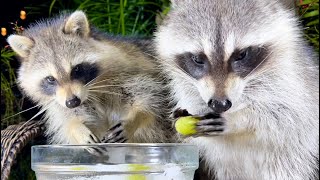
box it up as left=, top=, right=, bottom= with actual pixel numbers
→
left=31, top=143, right=199, bottom=180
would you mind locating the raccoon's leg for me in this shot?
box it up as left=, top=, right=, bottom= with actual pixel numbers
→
left=102, top=112, right=163, bottom=143
left=99, top=111, right=158, bottom=143
left=125, top=111, right=167, bottom=143
left=101, top=122, right=127, bottom=143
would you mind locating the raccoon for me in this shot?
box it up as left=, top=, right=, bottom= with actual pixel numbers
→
left=155, top=0, right=319, bottom=179
left=7, top=11, right=171, bottom=145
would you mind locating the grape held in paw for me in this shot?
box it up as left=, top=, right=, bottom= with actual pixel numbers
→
left=175, top=116, right=200, bottom=136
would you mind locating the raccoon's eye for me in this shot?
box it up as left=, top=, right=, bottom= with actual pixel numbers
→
left=71, top=63, right=99, bottom=84
left=229, top=46, right=269, bottom=78
left=191, top=55, right=205, bottom=65
left=45, top=76, right=56, bottom=85
left=73, top=64, right=83, bottom=72
left=235, top=48, right=249, bottom=61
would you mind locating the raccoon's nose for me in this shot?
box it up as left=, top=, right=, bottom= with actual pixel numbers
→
left=208, top=98, right=232, bottom=114
left=66, top=95, right=81, bottom=108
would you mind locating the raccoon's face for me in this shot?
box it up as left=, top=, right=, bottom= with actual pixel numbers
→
left=8, top=11, right=104, bottom=109
left=156, top=0, right=299, bottom=114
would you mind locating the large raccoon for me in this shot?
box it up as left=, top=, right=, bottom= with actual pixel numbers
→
left=155, top=0, right=319, bottom=179
left=7, top=11, right=171, bottom=146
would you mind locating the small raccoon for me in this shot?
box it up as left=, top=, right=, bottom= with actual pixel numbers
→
left=155, top=0, right=319, bottom=179
left=7, top=11, right=171, bottom=145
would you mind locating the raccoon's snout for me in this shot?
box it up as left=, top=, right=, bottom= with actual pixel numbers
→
left=66, top=95, right=81, bottom=108
left=208, top=98, right=232, bottom=114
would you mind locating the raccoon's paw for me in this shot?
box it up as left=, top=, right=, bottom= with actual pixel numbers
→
left=173, top=109, right=225, bottom=137
left=195, top=116, right=225, bottom=136
left=172, top=108, right=192, bottom=119
left=71, top=124, right=100, bottom=144
left=70, top=124, right=108, bottom=156
left=101, top=122, right=127, bottom=143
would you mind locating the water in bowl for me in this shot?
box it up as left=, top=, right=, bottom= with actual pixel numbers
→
left=32, top=143, right=199, bottom=180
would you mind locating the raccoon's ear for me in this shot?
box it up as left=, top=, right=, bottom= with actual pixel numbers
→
left=7, top=35, right=34, bottom=58
left=63, top=11, right=90, bottom=37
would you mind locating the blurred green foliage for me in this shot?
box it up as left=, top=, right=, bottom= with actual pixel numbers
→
left=298, top=0, right=319, bottom=52
left=25, top=0, right=170, bottom=36
left=1, top=48, right=23, bottom=128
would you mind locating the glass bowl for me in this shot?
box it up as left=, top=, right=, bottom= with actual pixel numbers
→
left=31, top=143, right=199, bottom=180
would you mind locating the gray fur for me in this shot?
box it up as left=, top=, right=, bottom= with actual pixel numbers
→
left=155, top=0, right=319, bottom=179
left=8, top=11, right=172, bottom=145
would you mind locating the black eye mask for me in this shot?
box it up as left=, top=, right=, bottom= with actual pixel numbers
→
left=41, top=76, right=58, bottom=95
left=70, top=63, right=99, bottom=84
left=228, top=46, right=270, bottom=78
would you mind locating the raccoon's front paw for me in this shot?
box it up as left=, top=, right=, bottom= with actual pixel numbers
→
left=101, top=122, right=127, bottom=143
left=71, top=124, right=100, bottom=144
left=195, top=114, right=225, bottom=136
left=69, top=124, right=108, bottom=156
left=173, top=109, right=225, bottom=137
left=172, top=108, right=192, bottom=118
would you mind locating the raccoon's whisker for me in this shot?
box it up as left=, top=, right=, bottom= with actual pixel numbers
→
left=87, top=95, right=103, bottom=103
left=86, top=78, right=117, bottom=87
left=169, top=69, right=195, bottom=82
left=142, top=52, right=184, bottom=72
left=142, top=52, right=165, bottom=64
left=88, top=84, right=122, bottom=89
left=2, top=100, right=55, bottom=158
left=172, top=65, right=191, bottom=79
left=85, top=71, right=122, bottom=87
left=88, top=90, right=122, bottom=96
left=243, top=49, right=274, bottom=80
left=243, top=90, right=269, bottom=94
left=84, top=72, right=108, bottom=87
left=1, top=103, right=42, bottom=121
left=162, top=60, right=196, bottom=82
left=247, top=68, right=279, bottom=81
left=87, top=97, right=99, bottom=104
left=28, top=101, right=55, bottom=121
left=87, top=96, right=101, bottom=103
left=162, top=61, right=184, bottom=73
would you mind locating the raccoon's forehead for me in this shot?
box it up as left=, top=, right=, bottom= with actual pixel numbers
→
left=26, top=32, right=98, bottom=65
left=158, top=0, right=296, bottom=59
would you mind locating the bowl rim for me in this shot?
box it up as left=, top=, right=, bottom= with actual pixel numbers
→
left=32, top=143, right=197, bottom=148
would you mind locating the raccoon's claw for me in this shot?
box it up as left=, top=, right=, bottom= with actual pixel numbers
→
left=70, top=125, right=108, bottom=156
left=101, top=122, right=127, bottom=143
left=195, top=117, right=225, bottom=136
left=70, top=123, right=100, bottom=144
left=89, top=133, right=101, bottom=143
left=86, top=146, right=108, bottom=156
left=86, top=123, right=127, bottom=157
left=84, top=131, right=109, bottom=156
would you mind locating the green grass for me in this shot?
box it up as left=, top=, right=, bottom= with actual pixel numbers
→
left=26, top=0, right=170, bottom=36
left=298, top=0, right=319, bottom=52
left=77, top=0, right=170, bottom=35
left=0, top=48, right=23, bottom=128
